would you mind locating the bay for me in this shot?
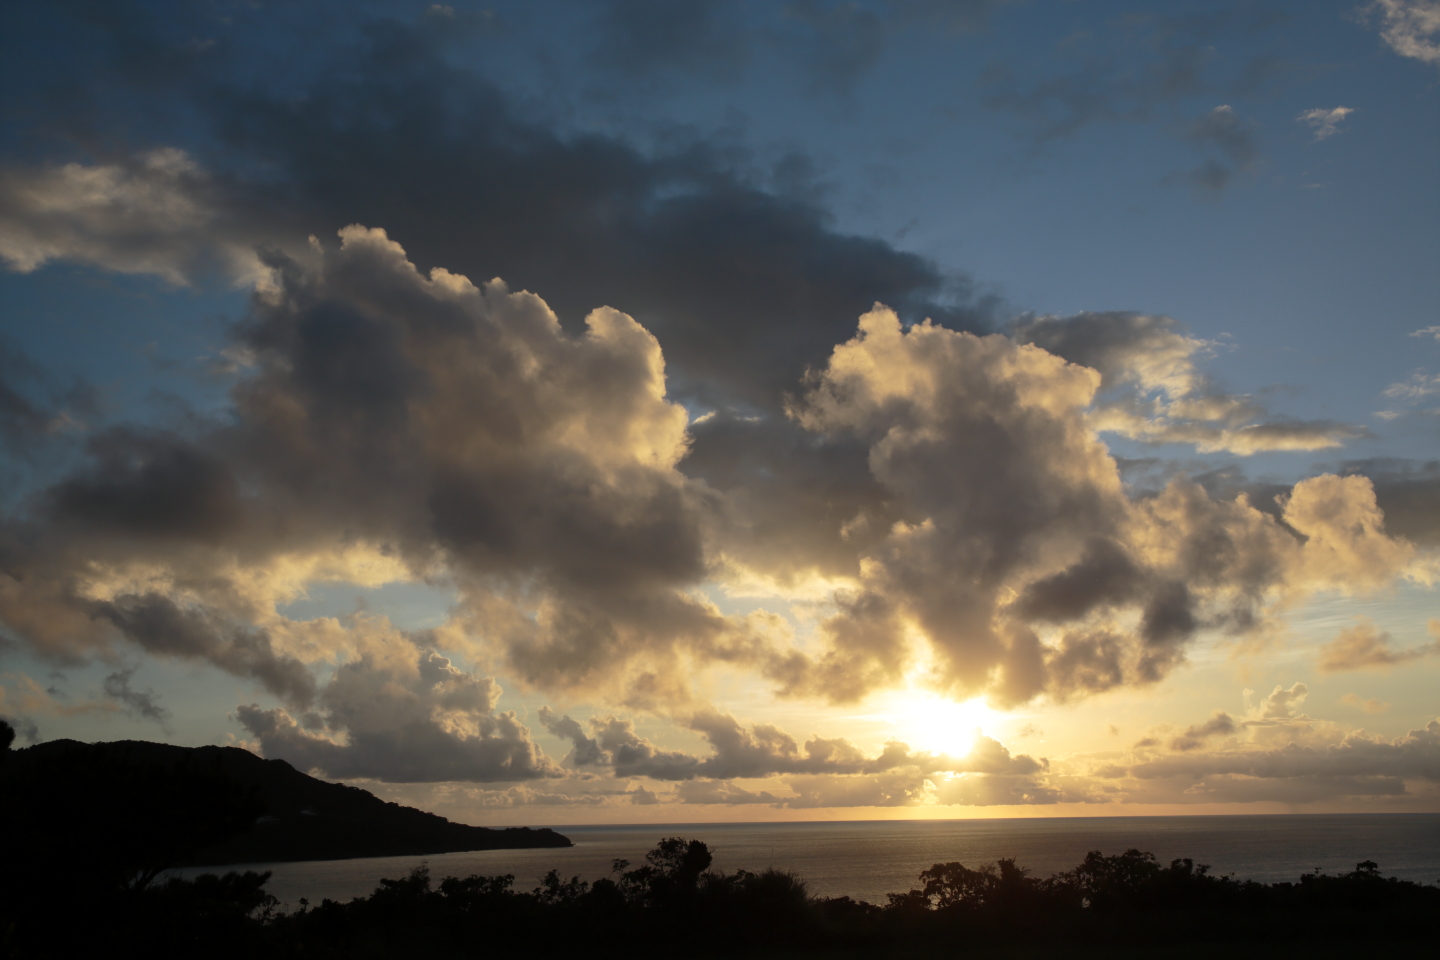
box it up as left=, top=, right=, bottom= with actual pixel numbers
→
left=179, top=813, right=1440, bottom=910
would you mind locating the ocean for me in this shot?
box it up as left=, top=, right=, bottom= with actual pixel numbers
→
left=180, top=813, right=1440, bottom=910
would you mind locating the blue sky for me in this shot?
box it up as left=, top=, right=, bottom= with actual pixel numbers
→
left=1, top=0, right=1437, bottom=823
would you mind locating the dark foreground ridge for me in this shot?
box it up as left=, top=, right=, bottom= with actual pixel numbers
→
left=0, top=736, right=571, bottom=866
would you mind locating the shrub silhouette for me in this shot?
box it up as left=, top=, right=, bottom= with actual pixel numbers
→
left=3, top=825, right=1437, bottom=958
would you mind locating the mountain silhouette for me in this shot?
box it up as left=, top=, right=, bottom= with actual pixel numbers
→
left=2, top=738, right=570, bottom=867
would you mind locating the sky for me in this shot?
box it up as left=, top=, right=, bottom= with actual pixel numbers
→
left=0, top=0, right=1437, bottom=826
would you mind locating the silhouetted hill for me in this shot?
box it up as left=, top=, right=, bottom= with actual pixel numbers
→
left=3, top=738, right=570, bottom=865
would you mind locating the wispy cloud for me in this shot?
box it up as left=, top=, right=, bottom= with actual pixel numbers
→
left=1297, top=106, right=1355, bottom=140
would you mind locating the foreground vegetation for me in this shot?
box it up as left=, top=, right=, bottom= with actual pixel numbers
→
left=3, top=835, right=1436, bottom=959
left=2, top=723, right=1435, bottom=958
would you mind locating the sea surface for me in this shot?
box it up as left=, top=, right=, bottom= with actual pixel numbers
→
left=181, top=814, right=1440, bottom=910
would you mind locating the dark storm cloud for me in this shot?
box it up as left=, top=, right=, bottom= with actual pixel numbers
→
left=199, top=18, right=977, bottom=411
left=44, top=428, right=243, bottom=543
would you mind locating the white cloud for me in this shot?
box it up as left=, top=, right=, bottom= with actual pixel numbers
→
left=1297, top=107, right=1355, bottom=140
left=1365, top=0, right=1440, bottom=67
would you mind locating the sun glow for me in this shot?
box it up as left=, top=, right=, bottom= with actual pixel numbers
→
left=882, top=692, right=1000, bottom=758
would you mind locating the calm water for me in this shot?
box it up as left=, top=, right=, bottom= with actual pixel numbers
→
left=181, top=814, right=1440, bottom=910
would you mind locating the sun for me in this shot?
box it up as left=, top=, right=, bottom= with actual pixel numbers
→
left=882, top=691, right=1000, bottom=758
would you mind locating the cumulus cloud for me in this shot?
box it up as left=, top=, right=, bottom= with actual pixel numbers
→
left=0, top=5, right=1432, bottom=799
left=1297, top=107, right=1355, bottom=140
left=236, top=643, right=563, bottom=783
left=1411, top=325, right=1440, bottom=341
left=0, top=225, right=798, bottom=720
left=756, top=307, right=1418, bottom=708
left=1365, top=0, right=1440, bottom=67
left=0, top=240, right=1429, bottom=783
left=1333, top=459, right=1440, bottom=547
left=1318, top=619, right=1440, bottom=672
left=1253, top=682, right=1311, bottom=721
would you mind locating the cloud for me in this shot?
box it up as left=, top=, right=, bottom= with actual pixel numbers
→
left=537, top=707, right=606, bottom=767
left=1364, top=0, right=1440, bottom=68
left=782, top=771, right=929, bottom=808
left=0, top=149, right=267, bottom=285
left=101, top=665, right=172, bottom=729
left=1411, top=325, right=1440, bottom=341
left=1170, top=711, right=1238, bottom=751
left=1340, top=693, right=1391, bottom=714
left=675, top=779, right=783, bottom=805
left=587, top=0, right=755, bottom=83
left=1318, top=619, right=1440, bottom=672
left=235, top=643, right=564, bottom=783
left=567, top=708, right=1045, bottom=782
left=1254, top=682, right=1311, bottom=721
left=1377, top=371, right=1440, bottom=419
left=1011, top=312, right=1366, bottom=455
left=1122, top=720, right=1440, bottom=785
left=762, top=307, right=1417, bottom=707
left=1080, top=688, right=1440, bottom=805
left=1297, top=107, right=1355, bottom=140
left=583, top=0, right=1009, bottom=95
left=0, top=671, right=120, bottom=724
left=0, top=225, right=795, bottom=714
left=0, top=338, right=96, bottom=462
left=1175, top=105, right=1260, bottom=192
left=0, top=3, right=1432, bottom=795
left=1333, top=459, right=1440, bottom=547
left=979, top=9, right=1282, bottom=152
